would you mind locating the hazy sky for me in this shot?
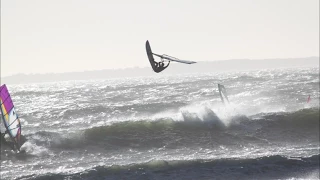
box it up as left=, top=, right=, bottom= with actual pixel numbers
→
left=1, top=0, right=319, bottom=77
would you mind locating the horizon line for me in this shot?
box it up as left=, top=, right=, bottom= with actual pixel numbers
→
left=1, top=56, right=319, bottom=78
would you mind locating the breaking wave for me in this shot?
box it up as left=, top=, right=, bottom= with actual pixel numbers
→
left=20, top=108, right=319, bottom=151
left=19, top=154, right=319, bottom=180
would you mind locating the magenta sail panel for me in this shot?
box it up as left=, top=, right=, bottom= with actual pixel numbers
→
left=0, top=84, right=14, bottom=113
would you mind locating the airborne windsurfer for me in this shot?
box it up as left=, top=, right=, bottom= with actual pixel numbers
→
left=146, top=40, right=195, bottom=73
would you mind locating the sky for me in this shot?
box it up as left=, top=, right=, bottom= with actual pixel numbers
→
left=1, top=0, right=319, bottom=77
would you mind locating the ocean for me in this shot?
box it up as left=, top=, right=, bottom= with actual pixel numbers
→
left=1, top=67, right=319, bottom=180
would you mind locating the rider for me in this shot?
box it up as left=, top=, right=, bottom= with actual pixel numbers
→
left=1, top=130, right=15, bottom=150
left=153, top=60, right=170, bottom=73
left=1, top=130, right=26, bottom=151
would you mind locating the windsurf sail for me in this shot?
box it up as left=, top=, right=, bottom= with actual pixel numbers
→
left=0, top=84, right=22, bottom=151
left=146, top=40, right=158, bottom=71
left=218, top=84, right=229, bottom=105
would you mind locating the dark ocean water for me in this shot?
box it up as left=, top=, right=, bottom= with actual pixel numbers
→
left=1, top=67, right=319, bottom=180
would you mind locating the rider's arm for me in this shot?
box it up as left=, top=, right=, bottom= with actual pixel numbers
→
left=164, top=61, right=170, bottom=68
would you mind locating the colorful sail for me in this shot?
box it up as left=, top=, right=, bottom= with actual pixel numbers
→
left=218, top=84, right=229, bottom=105
left=0, top=84, right=22, bottom=151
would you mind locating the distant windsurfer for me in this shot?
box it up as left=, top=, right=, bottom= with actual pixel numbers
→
left=0, top=84, right=27, bottom=152
left=218, top=84, right=229, bottom=105
left=307, top=95, right=311, bottom=103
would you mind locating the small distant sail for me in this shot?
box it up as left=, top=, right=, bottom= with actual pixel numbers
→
left=218, top=84, right=229, bottom=105
left=0, top=84, right=22, bottom=151
left=307, top=95, right=311, bottom=103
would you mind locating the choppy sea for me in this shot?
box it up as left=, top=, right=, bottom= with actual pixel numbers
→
left=1, top=67, right=319, bottom=180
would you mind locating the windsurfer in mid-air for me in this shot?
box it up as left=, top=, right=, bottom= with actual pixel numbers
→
left=145, top=40, right=195, bottom=73
left=153, top=60, right=170, bottom=73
